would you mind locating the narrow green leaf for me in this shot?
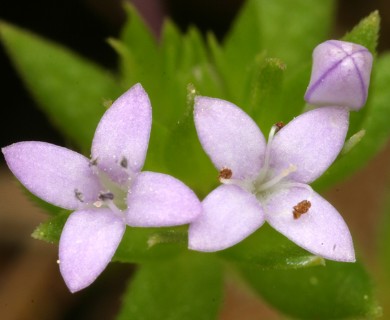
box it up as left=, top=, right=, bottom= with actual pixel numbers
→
left=108, top=37, right=138, bottom=86
left=118, top=4, right=162, bottom=103
left=31, top=211, right=70, bottom=243
left=113, top=227, right=185, bottom=263
left=164, top=85, right=216, bottom=196
left=206, top=33, right=230, bottom=99
left=117, top=253, right=223, bottom=320
left=378, top=186, right=390, bottom=318
left=0, top=22, right=121, bottom=153
left=223, top=0, right=335, bottom=73
left=248, top=57, right=286, bottom=131
left=182, top=28, right=224, bottom=98
left=211, top=0, right=334, bottom=111
left=314, top=53, right=390, bottom=191
left=220, top=224, right=324, bottom=270
left=256, top=0, right=335, bottom=66
left=32, top=213, right=185, bottom=262
left=239, top=260, right=381, bottom=319
left=343, top=11, right=380, bottom=55
left=380, top=191, right=390, bottom=279
left=120, top=3, right=157, bottom=60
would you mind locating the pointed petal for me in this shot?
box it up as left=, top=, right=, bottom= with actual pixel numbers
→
left=265, top=187, right=355, bottom=262
left=2, top=142, right=101, bottom=210
left=126, top=172, right=201, bottom=227
left=194, top=96, right=266, bottom=180
left=188, top=185, right=265, bottom=252
left=91, top=83, right=152, bottom=184
left=270, top=107, right=349, bottom=184
left=305, top=40, right=373, bottom=110
left=59, top=209, right=125, bottom=292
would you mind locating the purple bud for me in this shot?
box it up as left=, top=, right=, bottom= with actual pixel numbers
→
left=304, top=40, right=373, bottom=111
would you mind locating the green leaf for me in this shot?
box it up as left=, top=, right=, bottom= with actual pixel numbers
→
left=248, top=57, right=287, bottom=131
left=182, top=28, right=224, bottom=98
left=343, top=11, right=380, bottom=55
left=256, top=0, right=335, bottom=66
left=380, top=191, right=390, bottom=279
left=226, top=0, right=335, bottom=65
left=239, top=260, right=381, bottom=319
left=117, top=253, right=223, bottom=320
left=32, top=212, right=185, bottom=262
left=210, top=0, right=334, bottom=114
left=378, top=186, right=390, bottom=318
left=113, top=226, right=185, bottom=263
left=164, top=91, right=216, bottom=196
left=31, top=211, right=70, bottom=243
left=0, top=22, right=121, bottom=153
left=220, top=224, right=325, bottom=270
left=314, top=53, right=390, bottom=191
left=117, top=4, right=161, bottom=98
left=120, top=3, right=157, bottom=61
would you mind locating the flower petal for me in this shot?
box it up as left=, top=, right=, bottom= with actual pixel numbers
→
left=305, top=40, right=373, bottom=110
left=126, top=172, right=201, bottom=227
left=188, top=185, right=265, bottom=252
left=2, top=141, right=101, bottom=210
left=265, top=187, right=355, bottom=262
left=270, top=106, right=349, bottom=184
left=91, top=83, right=152, bottom=184
left=194, top=96, right=266, bottom=180
left=59, top=209, right=125, bottom=293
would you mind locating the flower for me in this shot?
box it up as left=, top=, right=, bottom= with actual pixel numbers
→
left=305, top=40, right=373, bottom=110
left=2, top=84, right=201, bottom=292
left=188, top=97, right=355, bottom=262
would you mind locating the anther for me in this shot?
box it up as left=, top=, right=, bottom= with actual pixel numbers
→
left=218, top=167, right=233, bottom=181
left=275, top=121, right=285, bottom=132
left=89, top=158, right=98, bottom=167
left=74, top=189, right=84, bottom=202
left=120, top=157, right=128, bottom=169
left=293, top=200, right=311, bottom=219
left=98, top=192, right=115, bottom=201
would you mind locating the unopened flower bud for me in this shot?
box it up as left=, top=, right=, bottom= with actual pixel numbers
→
left=305, top=40, right=373, bottom=111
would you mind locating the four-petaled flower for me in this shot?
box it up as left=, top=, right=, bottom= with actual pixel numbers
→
left=188, top=97, right=355, bottom=262
left=2, top=84, right=201, bottom=292
left=305, top=40, right=373, bottom=110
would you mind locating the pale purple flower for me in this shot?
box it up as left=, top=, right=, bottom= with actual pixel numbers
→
left=188, top=97, right=355, bottom=262
left=2, top=84, right=201, bottom=292
left=305, top=40, right=373, bottom=110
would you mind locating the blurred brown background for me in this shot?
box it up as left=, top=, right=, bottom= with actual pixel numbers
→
left=1, top=0, right=390, bottom=319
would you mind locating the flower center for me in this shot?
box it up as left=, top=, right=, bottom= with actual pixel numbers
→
left=86, top=157, right=134, bottom=218
left=219, top=124, right=313, bottom=201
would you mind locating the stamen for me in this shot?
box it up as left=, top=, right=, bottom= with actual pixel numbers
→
left=275, top=121, right=285, bottom=131
left=218, top=167, right=232, bottom=181
left=89, top=158, right=100, bottom=175
left=120, top=157, right=128, bottom=169
left=94, top=192, right=124, bottom=220
left=293, top=200, right=311, bottom=219
left=257, top=124, right=279, bottom=182
left=89, top=158, right=98, bottom=166
left=105, top=200, right=123, bottom=219
left=257, top=164, right=297, bottom=192
left=74, top=189, right=84, bottom=202
left=98, top=192, right=115, bottom=201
